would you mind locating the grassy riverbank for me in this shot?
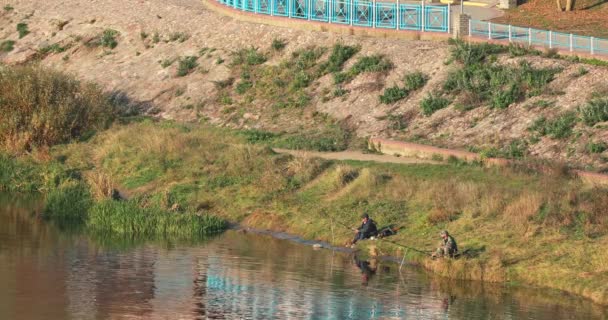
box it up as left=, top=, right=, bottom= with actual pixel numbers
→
left=1, top=64, right=607, bottom=306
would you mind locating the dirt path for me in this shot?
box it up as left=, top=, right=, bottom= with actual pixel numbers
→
left=273, top=148, right=439, bottom=165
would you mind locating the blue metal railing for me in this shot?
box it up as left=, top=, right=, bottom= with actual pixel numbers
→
left=470, top=20, right=608, bottom=56
left=215, top=0, right=450, bottom=34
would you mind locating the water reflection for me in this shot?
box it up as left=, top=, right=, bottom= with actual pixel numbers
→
left=0, top=194, right=607, bottom=320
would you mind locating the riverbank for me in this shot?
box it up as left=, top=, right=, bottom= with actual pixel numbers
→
left=2, top=118, right=607, bottom=305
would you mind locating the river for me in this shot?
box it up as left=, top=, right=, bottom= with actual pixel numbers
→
left=0, top=194, right=606, bottom=320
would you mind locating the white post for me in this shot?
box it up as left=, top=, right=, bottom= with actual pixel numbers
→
left=271, top=0, right=274, bottom=15
left=591, top=37, right=594, bottom=55
left=372, top=0, right=376, bottom=28
left=421, top=1, right=425, bottom=32
left=549, top=30, right=552, bottom=49
left=508, top=25, right=512, bottom=42
left=447, top=4, right=451, bottom=34
left=569, top=33, right=573, bottom=52
left=328, top=0, right=332, bottom=23
left=307, top=0, right=311, bottom=20
left=488, top=22, right=491, bottom=40
left=528, top=28, right=532, bottom=46
left=468, top=18, right=471, bottom=38
left=397, top=0, right=400, bottom=30
left=350, top=0, right=353, bottom=25
left=288, top=0, right=291, bottom=17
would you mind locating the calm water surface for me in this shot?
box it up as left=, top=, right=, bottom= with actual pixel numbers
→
left=0, top=194, right=606, bottom=320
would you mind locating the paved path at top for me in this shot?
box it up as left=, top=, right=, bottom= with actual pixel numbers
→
left=273, top=148, right=440, bottom=165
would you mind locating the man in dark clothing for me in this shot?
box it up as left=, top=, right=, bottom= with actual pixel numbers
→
left=433, top=230, right=458, bottom=258
left=351, top=213, right=377, bottom=245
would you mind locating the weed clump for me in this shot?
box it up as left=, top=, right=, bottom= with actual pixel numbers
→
left=232, top=47, right=267, bottom=66
left=579, top=98, right=608, bottom=126
left=0, top=40, right=15, bottom=52
left=271, top=38, right=287, bottom=51
left=16, top=22, right=29, bottom=39
left=318, top=44, right=360, bottom=74
left=529, top=112, right=578, bottom=139
left=100, top=29, right=119, bottom=49
left=39, top=43, right=68, bottom=55
left=380, top=86, right=409, bottom=104
left=176, top=56, right=198, bottom=77
left=334, top=54, right=393, bottom=84
left=168, top=32, right=189, bottom=43
left=421, top=93, right=450, bottom=116
left=44, top=181, right=92, bottom=225
left=404, top=71, right=428, bottom=91
left=587, top=141, right=607, bottom=154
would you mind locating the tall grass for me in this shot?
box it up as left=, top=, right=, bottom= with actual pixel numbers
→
left=43, top=181, right=92, bottom=224
left=0, top=65, right=116, bottom=153
left=87, top=200, right=227, bottom=237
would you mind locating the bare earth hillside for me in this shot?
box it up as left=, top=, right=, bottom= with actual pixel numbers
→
left=1, top=0, right=607, bottom=170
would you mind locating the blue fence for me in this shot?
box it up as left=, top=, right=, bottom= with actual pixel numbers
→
left=216, top=0, right=450, bottom=33
left=470, top=20, right=608, bottom=56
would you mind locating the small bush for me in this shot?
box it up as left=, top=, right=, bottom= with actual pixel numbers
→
left=575, top=66, right=589, bottom=77
left=271, top=38, right=287, bottom=51
left=100, top=29, right=119, bottom=49
left=4, top=5, right=14, bottom=11
left=160, top=58, right=175, bottom=68
left=16, top=22, right=29, bottom=39
left=404, top=71, right=427, bottom=91
left=240, top=129, right=277, bottom=143
left=333, top=87, right=348, bottom=97
left=379, top=86, right=409, bottom=104
left=448, top=38, right=507, bottom=65
left=176, top=56, right=198, bottom=77
left=235, top=81, right=253, bottom=94
left=0, top=40, right=15, bottom=52
left=420, top=93, right=450, bottom=116
left=587, top=142, right=607, bottom=154
left=334, top=55, right=393, bottom=84
left=39, top=43, right=67, bottom=55
left=318, top=44, right=360, bottom=74
left=580, top=98, right=608, bottom=126
left=168, top=32, right=189, bottom=43
left=529, top=112, right=578, bottom=139
left=232, top=47, right=267, bottom=66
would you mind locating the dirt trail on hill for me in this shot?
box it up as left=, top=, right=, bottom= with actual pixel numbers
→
left=273, top=148, right=439, bottom=165
left=1, top=0, right=607, bottom=170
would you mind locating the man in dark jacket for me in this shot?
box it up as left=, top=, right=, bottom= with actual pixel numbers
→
left=351, top=213, right=377, bottom=245
left=433, top=230, right=458, bottom=258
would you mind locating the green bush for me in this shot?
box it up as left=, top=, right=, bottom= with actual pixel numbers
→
left=580, top=98, right=608, bottom=126
left=240, top=129, right=277, bottom=143
left=587, top=141, right=607, bottom=154
left=318, top=44, right=360, bottom=74
left=232, top=47, right=267, bottom=66
left=16, top=23, right=29, bottom=39
left=44, top=181, right=92, bottom=224
left=0, top=40, right=15, bottom=52
left=4, top=5, right=14, bottom=11
left=274, top=126, right=351, bottom=152
left=235, top=80, right=253, bottom=94
left=87, top=199, right=227, bottom=237
left=39, top=43, right=67, bottom=55
left=529, top=112, right=578, bottom=139
left=421, top=93, right=450, bottom=116
left=448, top=38, right=507, bottom=65
left=168, top=32, right=189, bottom=43
left=271, top=38, right=287, bottom=51
left=176, top=56, right=198, bottom=77
left=334, top=55, right=393, bottom=84
left=100, top=29, right=119, bottom=49
left=379, top=86, right=409, bottom=104
left=404, top=72, right=427, bottom=91
left=0, top=65, right=117, bottom=151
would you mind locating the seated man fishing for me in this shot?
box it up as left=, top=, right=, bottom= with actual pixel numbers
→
left=351, top=213, right=377, bottom=246
left=432, top=230, right=458, bottom=258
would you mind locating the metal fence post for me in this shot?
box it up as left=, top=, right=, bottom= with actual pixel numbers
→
left=569, top=33, right=573, bottom=52
left=329, top=0, right=332, bottom=23
left=271, top=0, right=274, bottom=15
left=447, top=4, right=451, bottom=34
left=549, top=30, right=552, bottom=49
left=421, top=1, right=425, bottom=32
left=372, top=0, right=375, bottom=28
left=528, top=28, right=532, bottom=46
left=254, top=0, right=258, bottom=13
left=508, top=25, right=512, bottom=42
left=591, top=37, right=594, bottom=55
left=349, top=0, right=353, bottom=25
left=488, top=22, right=491, bottom=40
left=397, top=0, right=400, bottom=30
left=468, top=18, right=471, bottom=38
left=288, top=0, right=291, bottom=17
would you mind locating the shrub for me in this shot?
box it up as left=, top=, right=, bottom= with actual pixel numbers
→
left=529, top=112, right=578, bottom=139
left=0, top=40, right=15, bottom=52
left=168, top=32, right=189, bottom=43
left=420, top=93, right=450, bottom=116
left=39, top=43, right=67, bottom=55
left=404, top=71, right=427, bottom=91
left=379, top=86, right=409, bottom=104
left=587, top=142, right=607, bottom=154
left=318, top=44, right=360, bottom=74
left=235, top=80, right=253, bottom=94
left=0, top=65, right=117, bottom=151
left=16, top=22, right=29, bottom=39
left=271, top=38, right=287, bottom=51
left=176, top=56, right=198, bottom=77
left=275, top=126, right=351, bottom=152
left=100, top=29, right=119, bottom=49
left=448, top=38, right=507, bottom=65
left=580, top=98, right=608, bottom=126
left=232, top=47, right=267, bottom=66
left=4, top=5, right=14, bottom=11
left=333, top=55, right=393, bottom=84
